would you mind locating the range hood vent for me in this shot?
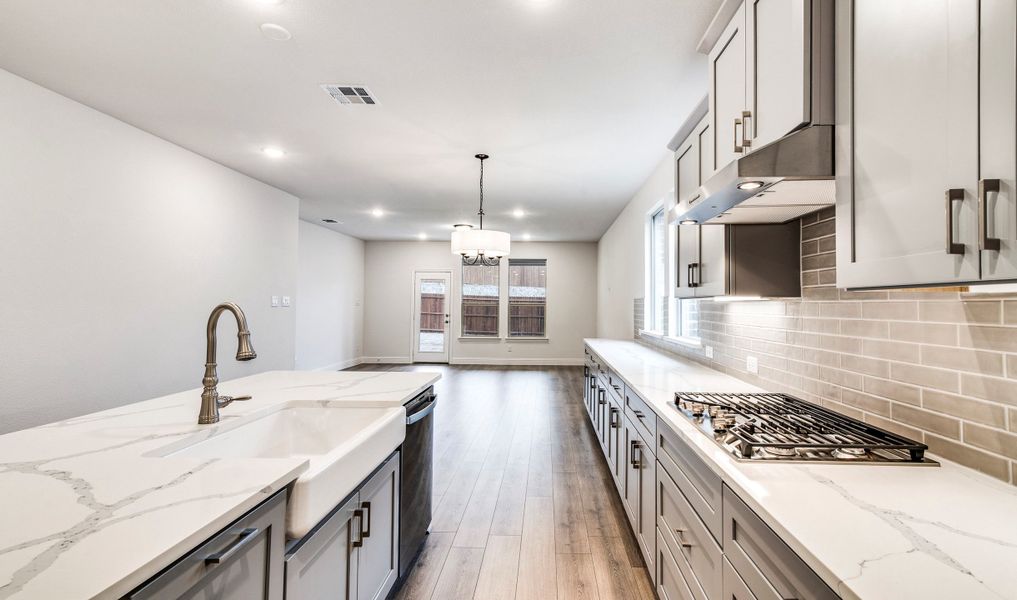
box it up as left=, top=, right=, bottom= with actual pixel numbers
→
left=673, top=125, right=834, bottom=225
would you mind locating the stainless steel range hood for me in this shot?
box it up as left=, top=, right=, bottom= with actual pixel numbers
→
left=673, top=124, right=834, bottom=225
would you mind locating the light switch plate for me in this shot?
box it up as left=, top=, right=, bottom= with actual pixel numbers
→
left=281, top=296, right=291, bottom=307
left=271, top=295, right=280, bottom=307
left=705, top=345, right=714, bottom=359
left=746, top=355, right=758, bottom=374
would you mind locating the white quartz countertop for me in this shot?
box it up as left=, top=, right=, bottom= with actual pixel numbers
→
left=584, top=339, right=1017, bottom=600
left=0, top=369, right=440, bottom=600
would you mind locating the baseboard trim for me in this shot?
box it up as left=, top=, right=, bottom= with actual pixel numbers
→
left=450, top=357, right=584, bottom=366
left=360, top=356, right=413, bottom=365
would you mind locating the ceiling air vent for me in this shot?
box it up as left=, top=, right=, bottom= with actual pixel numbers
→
left=321, top=85, right=378, bottom=105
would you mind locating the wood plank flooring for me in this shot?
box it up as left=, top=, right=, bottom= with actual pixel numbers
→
left=345, top=364, right=654, bottom=600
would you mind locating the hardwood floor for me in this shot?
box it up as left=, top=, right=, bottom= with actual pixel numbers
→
left=345, top=364, right=655, bottom=600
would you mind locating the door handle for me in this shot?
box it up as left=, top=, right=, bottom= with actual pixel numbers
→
left=979, top=179, right=1002, bottom=252
left=630, top=440, right=641, bottom=467
left=351, top=509, right=364, bottom=548
left=733, top=117, right=743, bottom=153
left=598, top=389, right=606, bottom=405
left=741, top=110, right=752, bottom=149
left=945, top=188, right=965, bottom=255
left=610, top=407, right=619, bottom=428
left=361, top=502, right=371, bottom=538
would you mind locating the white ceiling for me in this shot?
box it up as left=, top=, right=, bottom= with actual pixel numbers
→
left=0, top=0, right=718, bottom=241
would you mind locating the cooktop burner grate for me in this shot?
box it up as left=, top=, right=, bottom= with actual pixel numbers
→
left=674, top=391, right=930, bottom=462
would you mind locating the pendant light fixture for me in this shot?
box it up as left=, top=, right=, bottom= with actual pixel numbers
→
left=451, top=154, right=511, bottom=266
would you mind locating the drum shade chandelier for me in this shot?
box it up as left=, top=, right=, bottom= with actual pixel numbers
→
left=451, top=154, right=510, bottom=266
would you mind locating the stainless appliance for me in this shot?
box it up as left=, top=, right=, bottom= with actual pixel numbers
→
left=674, top=391, right=936, bottom=464
left=399, top=387, right=437, bottom=576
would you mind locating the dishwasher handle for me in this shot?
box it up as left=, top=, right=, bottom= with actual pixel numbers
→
left=406, top=394, right=437, bottom=425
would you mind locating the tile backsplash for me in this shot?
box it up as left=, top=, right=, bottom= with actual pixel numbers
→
left=637, top=208, right=1017, bottom=484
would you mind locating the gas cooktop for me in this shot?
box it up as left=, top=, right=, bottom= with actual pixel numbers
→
left=674, top=391, right=936, bottom=465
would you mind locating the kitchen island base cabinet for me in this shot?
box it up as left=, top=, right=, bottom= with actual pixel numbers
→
left=126, top=490, right=287, bottom=600
left=285, top=452, right=400, bottom=600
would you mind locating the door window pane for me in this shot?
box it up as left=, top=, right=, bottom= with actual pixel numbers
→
left=418, top=279, right=446, bottom=353
left=462, top=263, right=499, bottom=336
left=509, top=259, right=547, bottom=337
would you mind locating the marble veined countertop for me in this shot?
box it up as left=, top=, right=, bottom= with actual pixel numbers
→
left=0, top=369, right=440, bottom=600
left=585, top=339, right=1017, bottom=600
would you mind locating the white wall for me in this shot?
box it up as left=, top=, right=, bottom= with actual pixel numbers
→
left=363, top=241, right=597, bottom=365
left=296, top=221, right=364, bottom=370
left=0, top=69, right=300, bottom=433
left=596, top=152, right=674, bottom=339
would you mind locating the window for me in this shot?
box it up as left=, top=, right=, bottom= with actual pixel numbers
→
left=508, top=259, right=547, bottom=337
left=647, top=207, right=667, bottom=332
left=461, top=262, right=499, bottom=336
left=670, top=297, right=699, bottom=340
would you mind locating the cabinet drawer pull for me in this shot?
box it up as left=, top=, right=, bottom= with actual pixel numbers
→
left=610, top=407, right=619, bottom=428
left=361, top=501, right=371, bottom=538
left=741, top=110, right=752, bottom=149
left=945, top=188, right=965, bottom=255
left=351, top=509, right=364, bottom=548
left=676, top=529, right=693, bottom=550
left=630, top=440, right=641, bottom=467
left=733, top=117, right=744, bottom=153
left=204, top=527, right=260, bottom=565
left=633, top=410, right=646, bottom=420
left=979, top=179, right=1002, bottom=252
left=598, top=389, right=606, bottom=405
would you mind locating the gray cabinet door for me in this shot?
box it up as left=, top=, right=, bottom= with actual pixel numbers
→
left=836, top=0, right=980, bottom=288
left=636, top=432, right=656, bottom=577
left=696, top=225, right=728, bottom=297
left=357, top=454, right=400, bottom=600
left=710, top=1, right=748, bottom=172
left=622, top=419, right=639, bottom=526
left=608, top=403, right=623, bottom=488
left=675, top=224, right=700, bottom=299
left=129, top=491, right=287, bottom=600
left=285, top=494, right=359, bottom=600
left=980, top=0, right=1017, bottom=280
left=745, top=0, right=809, bottom=151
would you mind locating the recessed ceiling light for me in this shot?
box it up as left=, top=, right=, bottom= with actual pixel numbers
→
left=256, top=0, right=285, bottom=4
left=418, top=233, right=428, bottom=240
left=513, top=209, right=525, bottom=218
left=262, top=146, right=285, bottom=158
left=522, top=233, right=532, bottom=241
left=371, top=208, right=385, bottom=218
left=259, top=23, right=292, bottom=41
left=679, top=219, right=697, bottom=225
left=737, top=181, right=765, bottom=190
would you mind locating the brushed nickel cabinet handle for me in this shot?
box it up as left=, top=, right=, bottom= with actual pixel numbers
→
left=205, top=527, right=259, bottom=565
left=979, top=179, right=1002, bottom=252
left=945, top=188, right=965, bottom=255
left=741, top=110, right=752, bottom=149
left=733, top=117, right=744, bottom=153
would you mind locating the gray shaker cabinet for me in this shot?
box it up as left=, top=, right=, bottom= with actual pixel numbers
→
left=126, top=490, right=287, bottom=600
left=979, top=0, right=1017, bottom=280
left=285, top=452, right=400, bottom=600
left=836, top=0, right=981, bottom=288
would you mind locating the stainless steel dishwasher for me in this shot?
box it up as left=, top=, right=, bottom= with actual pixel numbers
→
left=399, top=386, right=436, bottom=576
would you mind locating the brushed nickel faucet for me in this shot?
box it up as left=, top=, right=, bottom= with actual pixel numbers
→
left=199, top=302, right=257, bottom=424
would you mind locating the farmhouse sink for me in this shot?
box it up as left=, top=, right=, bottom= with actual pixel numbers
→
left=157, top=401, right=406, bottom=538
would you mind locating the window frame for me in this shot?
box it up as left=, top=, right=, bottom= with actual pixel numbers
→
left=460, top=260, right=501, bottom=338
left=646, top=206, right=668, bottom=333
left=507, top=258, right=548, bottom=339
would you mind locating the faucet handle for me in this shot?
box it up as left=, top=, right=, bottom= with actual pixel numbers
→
left=216, top=394, right=252, bottom=409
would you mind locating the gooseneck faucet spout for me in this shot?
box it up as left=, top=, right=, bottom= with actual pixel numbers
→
left=199, top=302, right=257, bottom=424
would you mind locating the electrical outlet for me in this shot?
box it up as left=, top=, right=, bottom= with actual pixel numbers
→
left=746, top=355, right=759, bottom=374
left=281, top=296, right=291, bottom=307
left=271, top=295, right=280, bottom=307
left=705, top=345, right=714, bottom=359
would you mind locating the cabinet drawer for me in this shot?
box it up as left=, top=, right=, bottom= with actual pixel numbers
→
left=722, top=556, right=771, bottom=600
left=129, top=490, right=286, bottom=600
left=723, top=485, right=838, bottom=600
left=657, top=424, right=723, bottom=542
left=657, top=530, right=696, bottom=600
left=657, top=465, right=721, bottom=600
left=625, top=389, right=656, bottom=454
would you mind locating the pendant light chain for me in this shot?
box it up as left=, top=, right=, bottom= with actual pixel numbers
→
left=478, top=155, right=485, bottom=230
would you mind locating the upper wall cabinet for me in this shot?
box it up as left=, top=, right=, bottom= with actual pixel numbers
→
left=836, top=0, right=1017, bottom=288
left=708, top=0, right=833, bottom=176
